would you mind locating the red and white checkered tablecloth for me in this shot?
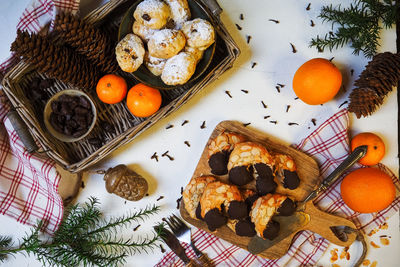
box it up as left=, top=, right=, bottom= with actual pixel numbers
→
left=0, top=0, right=80, bottom=233
left=156, top=109, right=400, bottom=267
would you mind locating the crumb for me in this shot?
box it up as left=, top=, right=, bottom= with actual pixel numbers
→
left=370, top=241, right=380, bottom=248
left=156, top=196, right=164, bottom=201
left=241, top=89, right=249, bottom=94
left=330, top=248, right=338, bottom=262
left=235, top=24, right=242, bottom=30
left=225, top=90, right=232, bottom=98
left=370, top=261, right=377, bottom=267
left=268, top=19, right=279, bottom=23
left=166, top=124, right=174, bottom=129
left=290, top=43, right=297, bottom=53
left=184, top=141, right=190, bottom=147
left=368, top=229, right=377, bottom=236
left=332, top=264, right=340, bottom=267
left=362, top=259, right=370, bottom=266
left=380, top=237, right=390, bottom=246
left=181, top=120, right=189, bottom=126
left=380, top=222, right=388, bottom=230
left=261, top=101, right=267, bottom=108
left=200, top=121, right=206, bottom=129
left=251, top=62, right=257, bottom=68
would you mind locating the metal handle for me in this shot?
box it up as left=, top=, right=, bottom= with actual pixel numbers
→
left=6, top=109, right=38, bottom=153
left=202, top=0, right=222, bottom=16
left=302, top=145, right=368, bottom=203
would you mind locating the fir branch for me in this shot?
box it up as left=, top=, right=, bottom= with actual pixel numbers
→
left=310, top=0, right=397, bottom=58
left=0, top=198, right=162, bottom=266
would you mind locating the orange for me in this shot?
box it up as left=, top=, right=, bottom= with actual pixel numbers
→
left=96, top=74, right=127, bottom=104
left=341, top=167, right=395, bottom=213
left=351, top=132, right=385, bottom=166
left=126, top=83, right=162, bottom=117
left=292, top=58, right=342, bottom=105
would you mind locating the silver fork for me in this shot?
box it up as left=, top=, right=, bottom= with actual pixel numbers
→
left=165, top=214, right=213, bottom=266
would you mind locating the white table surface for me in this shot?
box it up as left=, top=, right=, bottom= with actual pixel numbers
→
left=0, top=0, right=399, bottom=266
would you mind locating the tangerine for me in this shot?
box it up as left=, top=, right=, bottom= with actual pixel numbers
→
left=96, top=74, right=127, bottom=104
left=292, top=58, right=342, bottom=105
left=126, top=83, right=162, bottom=117
left=340, top=167, right=395, bottom=213
left=351, top=132, right=385, bottom=166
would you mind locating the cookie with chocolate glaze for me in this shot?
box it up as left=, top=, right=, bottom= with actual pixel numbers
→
left=274, top=154, right=300, bottom=190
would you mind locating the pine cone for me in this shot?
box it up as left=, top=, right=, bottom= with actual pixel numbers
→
left=104, top=164, right=148, bottom=201
left=11, top=30, right=101, bottom=89
left=349, top=52, right=400, bottom=118
left=54, top=12, right=119, bottom=74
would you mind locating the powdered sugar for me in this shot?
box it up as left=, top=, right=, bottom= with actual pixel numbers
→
left=161, top=52, right=196, bottom=85
left=164, top=0, right=191, bottom=28
left=136, top=0, right=167, bottom=13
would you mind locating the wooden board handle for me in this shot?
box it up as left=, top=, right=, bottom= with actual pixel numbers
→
left=304, top=202, right=357, bottom=247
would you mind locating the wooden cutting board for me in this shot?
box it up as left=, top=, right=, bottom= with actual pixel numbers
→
left=180, top=120, right=323, bottom=259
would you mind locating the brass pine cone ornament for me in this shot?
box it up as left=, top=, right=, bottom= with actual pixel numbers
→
left=104, top=164, right=148, bottom=201
left=348, top=52, right=400, bottom=118
left=54, top=12, right=119, bottom=74
left=10, top=30, right=101, bottom=89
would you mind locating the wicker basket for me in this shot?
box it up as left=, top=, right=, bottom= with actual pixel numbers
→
left=2, top=0, right=240, bottom=173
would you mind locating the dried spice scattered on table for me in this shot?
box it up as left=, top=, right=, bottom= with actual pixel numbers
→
left=81, top=181, right=85, bottom=189
left=288, top=122, right=298, bottom=126
left=246, top=35, right=252, bottom=44
left=294, top=97, right=299, bottom=100
left=162, top=151, right=174, bottom=161
left=241, top=89, right=249, bottom=94
left=225, top=90, right=232, bottom=98
left=200, top=121, right=206, bottom=129
left=133, top=224, right=141, bottom=231
left=311, top=118, right=317, bottom=126
left=351, top=69, right=354, bottom=76
left=270, top=120, right=277, bottom=124
left=160, top=244, right=166, bottom=253
left=235, top=24, right=242, bottom=30
left=181, top=120, right=189, bottom=126
left=264, top=115, right=270, bottom=119
left=156, top=196, right=164, bottom=201
left=180, top=187, right=183, bottom=195
left=286, top=105, right=291, bottom=112
left=269, top=19, right=279, bottom=24
left=251, top=62, right=257, bottom=68
left=339, top=101, right=348, bottom=108
left=306, top=3, right=311, bottom=10
left=243, top=122, right=251, bottom=127
left=151, top=152, right=159, bottom=162
left=275, top=86, right=281, bottom=93
left=166, top=124, right=174, bottom=129
left=277, top=83, right=285, bottom=88
left=290, top=43, right=297, bottom=53
left=184, top=141, right=190, bottom=147
left=176, top=196, right=182, bottom=209
left=310, top=20, right=315, bottom=27
left=329, top=57, right=335, bottom=62
left=261, top=101, right=267, bottom=108
left=240, top=14, right=244, bottom=20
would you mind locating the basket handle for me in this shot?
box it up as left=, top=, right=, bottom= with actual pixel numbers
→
left=202, top=0, right=223, bottom=16
left=7, top=109, right=38, bottom=153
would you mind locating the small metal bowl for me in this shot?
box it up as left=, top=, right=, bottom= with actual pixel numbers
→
left=44, top=89, right=97, bottom=143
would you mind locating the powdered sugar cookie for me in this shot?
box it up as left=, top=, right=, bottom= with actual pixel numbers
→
left=147, top=29, right=186, bottom=59
left=132, top=21, right=156, bottom=43
left=182, top=18, right=215, bottom=50
left=144, top=52, right=166, bottom=76
left=115, top=34, right=145, bottom=73
left=133, top=0, right=170, bottom=30
left=164, top=0, right=191, bottom=29
left=161, top=52, right=196, bottom=85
